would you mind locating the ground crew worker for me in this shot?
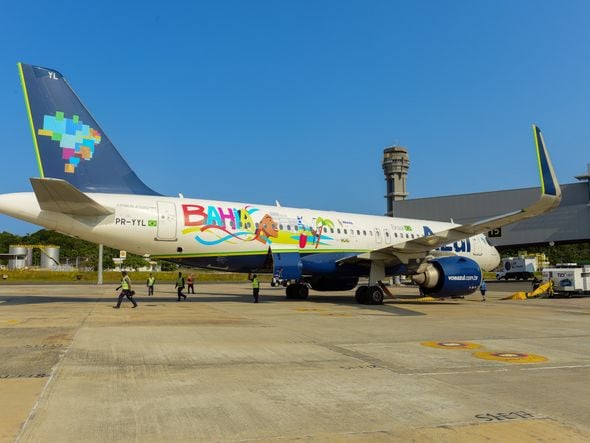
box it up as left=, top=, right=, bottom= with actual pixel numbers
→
left=175, top=271, right=187, bottom=301
left=146, top=273, right=156, bottom=296
left=187, top=273, right=195, bottom=294
left=480, top=280, right=487, bottom=302
left=114, top=270, right=137, bottom=308
left=548, top=278, right=555, bottom=297
left=248, top=272, right=260, bottom=303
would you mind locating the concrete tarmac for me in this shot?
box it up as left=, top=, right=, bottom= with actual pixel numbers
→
left=1, top=282, right=589, bottom=442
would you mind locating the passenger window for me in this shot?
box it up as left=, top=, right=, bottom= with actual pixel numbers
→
left=369, top=231, right=373, bottom=236
left=287, top=225, right=291, bottom=231
left=363, top=230, right=366, bottom=235
left=344, top=229, right=348, bottom=234
left=337, top=228, right=341, bottom=234
left=279, top=224, right=284, bottom=230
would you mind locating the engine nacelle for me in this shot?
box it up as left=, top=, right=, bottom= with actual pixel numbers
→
left=307, top=276, right=359, bottom=291
left=411, top=256, right=482, bottom=297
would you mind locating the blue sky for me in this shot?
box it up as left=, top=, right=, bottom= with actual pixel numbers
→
left=1, top=1, right=589, bottom=235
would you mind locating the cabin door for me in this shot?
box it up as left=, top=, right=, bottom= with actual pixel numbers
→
left=156, top=201, right=177, bottom=241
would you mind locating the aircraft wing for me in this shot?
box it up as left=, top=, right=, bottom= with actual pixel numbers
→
left=343, top=125, right=561, bottom=263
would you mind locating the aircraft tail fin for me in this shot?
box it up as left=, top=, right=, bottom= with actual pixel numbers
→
left=18, top=63, right=159, bottom=195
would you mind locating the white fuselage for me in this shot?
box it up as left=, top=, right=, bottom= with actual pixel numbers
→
left=0, top=192, right=501, bottom=272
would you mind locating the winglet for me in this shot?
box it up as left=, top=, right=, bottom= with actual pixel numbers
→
left=533, top=125, right=560, bottom=198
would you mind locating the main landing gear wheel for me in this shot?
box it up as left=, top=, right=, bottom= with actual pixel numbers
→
left=355, top=285, right=383, bottom=305
left=366, top=285, right=384, bottom=305
left=286, top=283, right=309, bottom=300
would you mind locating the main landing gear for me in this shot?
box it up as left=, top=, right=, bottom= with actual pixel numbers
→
left=355, top=260, right=386, bottom=305
left=286, top=283, right=309, bottom=300
left=355, top=285, right=384, bottom=305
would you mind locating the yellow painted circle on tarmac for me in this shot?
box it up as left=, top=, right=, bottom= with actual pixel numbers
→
left=421, top=341, right=482, bottom=350
left=473, top=351, right=548, bottom=363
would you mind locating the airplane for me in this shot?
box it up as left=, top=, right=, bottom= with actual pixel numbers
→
left=0, top=63, right=561, bottom=304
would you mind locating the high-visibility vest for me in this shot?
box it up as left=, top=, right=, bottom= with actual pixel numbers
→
left=147, top=277, right=155, bottom=286
left=177, top=277, right=184, bottom=287
left=121, top=276, right=130, bottom=290
left=252, top=278, right=259, bottom=289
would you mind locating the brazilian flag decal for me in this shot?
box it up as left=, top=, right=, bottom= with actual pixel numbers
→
left=148, top=220, right=158, bottom=227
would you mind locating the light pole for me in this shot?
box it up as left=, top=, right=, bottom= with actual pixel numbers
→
left=97, top=244, right=103, bottom=285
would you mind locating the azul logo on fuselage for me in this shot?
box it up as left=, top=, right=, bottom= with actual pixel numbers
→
left=423, top=225, right=472, bottom=253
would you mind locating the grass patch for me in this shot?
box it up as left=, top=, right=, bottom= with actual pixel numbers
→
left=0, top=269, right=265, bottom=284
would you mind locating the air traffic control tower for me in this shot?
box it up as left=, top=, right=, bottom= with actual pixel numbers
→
left=382, top=146, right=409, bottom=216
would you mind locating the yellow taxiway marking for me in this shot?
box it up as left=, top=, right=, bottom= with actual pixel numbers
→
left=474, top=351, right=548, bottom=363
left=421, top=341, right=482, bottom=350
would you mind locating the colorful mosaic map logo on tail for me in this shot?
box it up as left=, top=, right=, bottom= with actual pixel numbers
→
left=38, top=112, right=102, bottom=174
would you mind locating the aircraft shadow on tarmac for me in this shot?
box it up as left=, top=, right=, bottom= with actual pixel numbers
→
left=0, top=291, right=426, bottom=316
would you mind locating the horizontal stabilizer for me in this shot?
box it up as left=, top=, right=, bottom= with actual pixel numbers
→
left=30, top=178, right=113, bottom=216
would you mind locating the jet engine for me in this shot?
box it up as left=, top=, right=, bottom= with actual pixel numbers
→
left=307, top=276, right=359, bottom=291
left=411, top=256, right=482, bottom=297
